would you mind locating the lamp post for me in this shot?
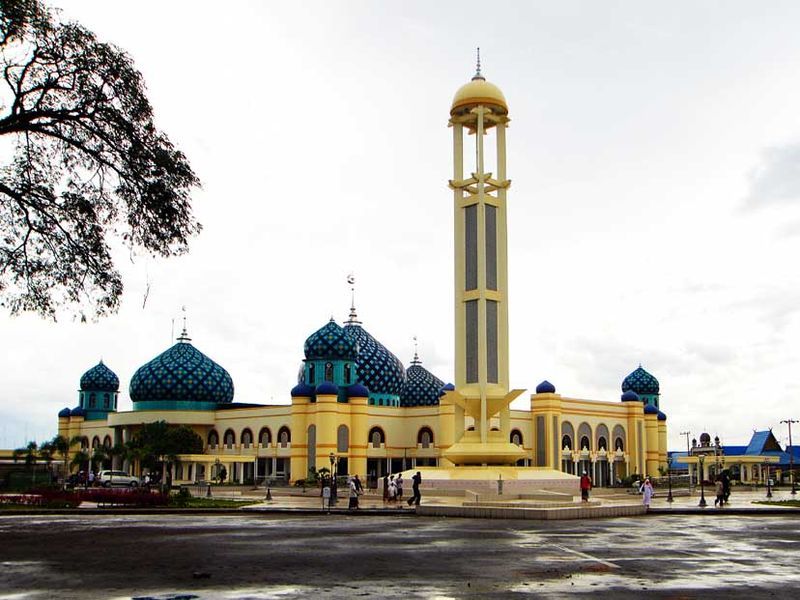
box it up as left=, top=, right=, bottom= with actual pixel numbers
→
left=698, top=454, right=707, bottom=508
left=667, top=455, right=674, bottom=503
left=765, top=461, right=772, bottom=499
left=329, top=452, right=337, bottom=505
left=780, top=419, right=797, bottom=495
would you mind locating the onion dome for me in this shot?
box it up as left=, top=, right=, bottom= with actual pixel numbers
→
left=71, top=406, right=86, bottom=417
left=304, top=319, right=357, bottom=361
left=291, top=383, right=315, bottom=397
left=657, top=411, right=667, bottom=421
left=621, top=390, right=641, bottom=402
left=316, top=381, right=339, bottom=395
left=129, top=335, right=234, bottom=407
left=346, top=383, right=370, bottom=398
left=699, top=432, right=711, bottom=445
left=451, top=52, right=508, bottom=116
left=80, top=361, right=119, bottom=392
left=344, top=323, right=406, bottom=397
left=58, top=407, right=71, bottom=418
left=644, top=403, right=659, bottom=415
left=621, top=366, right=660, bottom=395
left=536, top=380, right=556, bottom=394
left=401, top=355, right=445, bottom=407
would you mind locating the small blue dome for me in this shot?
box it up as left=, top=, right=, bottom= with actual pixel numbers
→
left=316, top=381, right=339, bottom=395
left=58, top=407, right=71, bottom=418
left=621, top=390, right=640, bottom=402
left=80, top=361, right=119, bottom=392
left=401, top=362, right=444, bottom=407
left=291, top=383, right=315, bottom=397
left=346, top=383, right=370, bottom=398
left=304, top=319, right=357, bottom=361
left=657, top=411, right=667, bottom=421
left=71, top=406, right=86, bottom=417
left=536, top=380, right=556, bottom=394
left=644, top=403, right=659, bottom=415
left=622, top=366, right=660, bottom=395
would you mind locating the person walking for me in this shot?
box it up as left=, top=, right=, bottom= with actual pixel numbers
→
left=640, top=477, right=654, bottom=509
left=348, top=476, right=361, bottom=510
left=714, top=477, right=725, bottom=508
left=354, top=474, right=363, bottom=494
left=395, top=473, right=404, bottom=501
left=382, top=474, right=389, bottom=503
left=388, top=475, right=397, bottom=503
left=721, top=470, right=731, bottom=505
left=408, top=471, right=422, bottom=506
left=580, top=471, right=592, bottom=502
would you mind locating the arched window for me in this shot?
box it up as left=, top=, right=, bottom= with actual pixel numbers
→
left=597, top=436, right=608, bottom=451
left=241, top=429, right=253, bottom=448
left=103, top=435, right=112, bottom=448
left=103, top=393, right=110, bottom=408
left=259, top=427, right=272, bottom=447
left=224, top=429, right=236, bottom=449
left=561, top=434, right=572, bottom=450
left=278, top=426, right=291, bottom=447
left=208, top=430, right=219, bottom=448
left=92, top=436, right=100, bottom=448
left=344, top=363, right=352, bottom=384
left=308, top=363, right=315, bottom=384
left=615, top=437, right=624, bottom=451
left=337, top=425, right=349, bottom=453
left=324, top=362, right=334, bottom=382
left=612, top=424, right=626, bottom=452
left=510, top=429, right=523, bottom=446
left=81, top=437, right=89, bottom=449
left=577, top=422, right=592, bottom=451
left=369, top=427, right=385, bottom=448
left=418, top=427, right=434, bottom=448
left=580, top=436, right=591, bottom=451
left=89, top=393, right=96, bottom=408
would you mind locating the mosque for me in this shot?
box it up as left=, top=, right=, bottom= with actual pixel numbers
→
left=56, top=58, right=669, bottom=490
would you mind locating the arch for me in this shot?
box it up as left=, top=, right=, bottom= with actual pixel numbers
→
left=612, top=424, right=626, bottom=451
left=223, top=429, right=236, bottom=449
left=258, top=427, right=272, bottom=447
left=561, top=421, right=575, bottom=450
left=368, top=426, right=385, bottom=448
left=596, top=424, right=610, bottom=451
left=91, top=436, right=100, bottom=448
left=324, top=362, right=334, bottom=382
left=344, top=363, right=352, bottom=385
left=308, top=363, right=315, bottom=384
left=418, top=427, right=434, bottom=448
left=103, top=435, right=112, bottom=448
left=208, top=430, right=219, bottom=448
left=337, top=425, right=349, bottom=453
left=241, top=428, right=253, bottom=448
left=80, top=437, right=89, bottom=449
left=577, top=422, right=592, bottom=451
left=510, top=429, right=523, bottom=447
left=561, top=434, right=572, bottom=450
left=278, top=426, right=291, bottom=446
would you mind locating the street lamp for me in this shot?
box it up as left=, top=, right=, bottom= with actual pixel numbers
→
left=667, top=455, right=674, bottom=503
left=780, top=419, right=797, bottom=496
left=329, top=452, right=337, bottom=505
left=698, top=454, right=707, bottom=508
left=765, top=461, right=772, bottom=499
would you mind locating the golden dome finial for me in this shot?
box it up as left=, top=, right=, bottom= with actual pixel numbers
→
left=473, top=47, right=484, bottom=81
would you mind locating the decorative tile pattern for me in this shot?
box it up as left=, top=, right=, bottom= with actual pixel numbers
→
left=344, top=323, right=406, bottom=396
left=129, top=342, right=234, bottom=404
left=80, top=361, right=119, bottom=392
left=621, top=366, right=659, bottom=395
left=304, top=319, right=357, bottom=361
left=401, top=363, right=444, bottom=406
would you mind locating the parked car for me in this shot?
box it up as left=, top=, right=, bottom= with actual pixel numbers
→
left=97, top=470, right=139, bottom=488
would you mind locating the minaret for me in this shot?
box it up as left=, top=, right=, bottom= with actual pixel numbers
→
left=447, top=50, right=520, bottom=448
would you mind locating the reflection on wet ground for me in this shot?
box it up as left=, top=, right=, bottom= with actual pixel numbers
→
left=2, top=513, right=799, bottom=599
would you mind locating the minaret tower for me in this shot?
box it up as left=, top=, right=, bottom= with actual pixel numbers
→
left=443, top=51, right=524, bottom=463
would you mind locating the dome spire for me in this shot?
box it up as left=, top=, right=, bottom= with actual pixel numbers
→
left=176, top=305, right=192, bottom=343
left=472, top=47, right=484, bottom=81
left=411, top=336, right=421, bottom=365
left=346, top=273, right=361, bottom=325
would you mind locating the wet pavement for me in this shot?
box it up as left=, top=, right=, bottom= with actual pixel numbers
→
left=1, top=511, right=799, bottom=599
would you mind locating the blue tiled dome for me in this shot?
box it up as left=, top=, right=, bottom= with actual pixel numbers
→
left=657, top=411, right=667, bottom=421
left=346, top=383, right=370, bottom=398
left=129, top=341, right=234, bottom=406
left=344, top=323, right=406, bottom=396
left=621, top=390, right=640, bottom=402
left=71, top=406, right=86, bottom=417
left=401, top=361, right=444, bottom=407
left=536, top=380, right=556, bottom=394
left=316, top=381, right=339, bottom=395
left=644, top=403, right=659, bottom=415
left=58, top=407, right=71, bottom=418
left=622, top=366, right=660, bottom=395
left=291, top=383, right=315, bottom=397
left=304, top=319, right=357, bottom=361
left=80, top=361, right=119, bottom=392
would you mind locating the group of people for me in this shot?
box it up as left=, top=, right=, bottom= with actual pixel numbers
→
left=382, top=472, right=423, bottom=506
left=714, top=471, right=732, bottom=507
left=580, top=470, right=656, bottom=509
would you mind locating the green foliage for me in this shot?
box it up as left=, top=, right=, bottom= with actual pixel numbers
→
left=127, top=421, right=203, bottom=474
left=0, top=0, right=200, bottom=317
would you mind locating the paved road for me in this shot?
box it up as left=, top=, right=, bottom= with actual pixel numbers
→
left=1, top=513, right=798, bottom=599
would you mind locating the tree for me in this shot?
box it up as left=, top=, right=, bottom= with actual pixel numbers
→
left=12, top=440, right=41, bottom=484
left=128, top=421, right=203, bottom=485
left=0, top=0, right=200, bottom=317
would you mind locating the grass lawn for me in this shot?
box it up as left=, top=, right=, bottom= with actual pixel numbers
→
left=177, top=497, right=262, bottom=509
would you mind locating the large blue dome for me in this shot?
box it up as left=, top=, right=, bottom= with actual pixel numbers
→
left=304, top=319, right=357, bottom=361
left=344, top=323, right=406, bottom=397
left=401, top=360, right=444, bottom=407
left=80, top=361, right=119, bottom=392
left=129, top=340, right=234, bottom=408
left=622, top=366, right=659, bottom=395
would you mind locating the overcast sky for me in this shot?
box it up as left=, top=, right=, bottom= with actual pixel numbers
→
left=3, top=1, right=800, bottom=452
